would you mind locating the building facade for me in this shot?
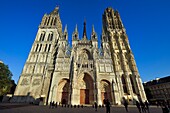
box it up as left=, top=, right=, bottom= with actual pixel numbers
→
left=13, top=7, right=146, bottom=105
left=143, top=76, right=170, bottom=104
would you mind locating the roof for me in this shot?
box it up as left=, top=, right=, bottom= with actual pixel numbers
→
left=143, top=76, right=170, bottom=86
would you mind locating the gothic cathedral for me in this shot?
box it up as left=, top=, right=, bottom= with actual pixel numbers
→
left=13, top=7, right=147, bottom=105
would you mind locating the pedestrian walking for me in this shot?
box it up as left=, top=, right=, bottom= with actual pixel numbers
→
left=49, top=101, right=52, bottom=109
left=140, top=101, right=146, bottom=113
left=144, top=100, right=149, bottom=113
left=155, top=101, right=159, bottom=108
left=136, top=101, right=141, bottom=113
left=52, top=101, right=55, bottom=109
left=106, top=99, right=110, bottom=113
left=123, top=99, right=128, bottom=112
left=55, top=102, right=58, bottom=108
left=94, top=102, right=98, bottom=111
left=161, top=103, right=169, bottom=113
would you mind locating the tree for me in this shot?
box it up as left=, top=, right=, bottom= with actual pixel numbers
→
left=0, top=62, right=13, bottom=96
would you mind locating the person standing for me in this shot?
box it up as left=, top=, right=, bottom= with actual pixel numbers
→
left=49, top=101, right=52, bottom=109
left=106, top=99, right=110, bottom=113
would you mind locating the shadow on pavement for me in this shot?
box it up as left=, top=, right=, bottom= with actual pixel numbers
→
left=0, top=103, right=33, bottom=110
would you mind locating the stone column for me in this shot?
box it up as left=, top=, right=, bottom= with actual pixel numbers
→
left=97, top=81, right=102, bottom=105
left=93, top=82, right=97, bottom=103
left=111, top=78, right=121, bottom=105
left=116, top=73, right=124, bottom=97
left=136, top=76, right=147, bottom=101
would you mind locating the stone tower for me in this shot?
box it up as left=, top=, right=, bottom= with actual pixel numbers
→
left=13, top=7, right=147, bottom=105
left=102, top=7, right=147, bottom=104
left=13, top=7, right=62, bottom=104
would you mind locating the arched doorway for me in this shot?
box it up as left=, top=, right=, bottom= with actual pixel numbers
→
left=100, top=80, right=112, bottom=104
left=57, top=79, right=69, bottom=104
left=78, top=73, right=94, bottom=104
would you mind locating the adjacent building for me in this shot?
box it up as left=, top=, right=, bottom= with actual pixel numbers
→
left=12, top=6, right=146, bottom=105
left=143, top=76, right=170, bottom=103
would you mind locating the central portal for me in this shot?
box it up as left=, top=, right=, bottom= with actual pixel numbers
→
left=80, top=89, right=89, bottom=104
left=78, top=73, right=94, bottom=104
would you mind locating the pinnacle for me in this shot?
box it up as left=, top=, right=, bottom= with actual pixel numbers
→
left=50, top=6, right=59, bottom=15
left=75, top=24, right=78, bottom=32
left=64, top=24, right=68, bottom=33
left=82, top=20, right=87, bottom=39
left=92, top=24, right=95, bottom=33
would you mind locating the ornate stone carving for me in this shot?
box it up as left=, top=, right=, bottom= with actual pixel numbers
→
left=20, top=78, right=29, bottom=86
left=32, top=79, right=41, bottom=86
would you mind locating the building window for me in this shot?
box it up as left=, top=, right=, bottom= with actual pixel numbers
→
left=50, top=18, right=54, bottom=26
left=122, top=75, right=128, bottom=94
left=39, top=32, right=46, bottom=41
left=48, top=33, right=53, bottom=41
left=44, top=44, right=47, bottom=52
left=130, top=75, right=137, bottom=94
left=35, top=44, right=39, bottom=52
left=50, top=34, right=53, bottom=41
left=39, top=34, right=43, bottom=41
left=47, top=17, right=50, bottom=25
left=54, top=18, right=57, bottom=26
left=39, top=44, right=42, bottom=52
left=48, top=44, right=51, bottom=52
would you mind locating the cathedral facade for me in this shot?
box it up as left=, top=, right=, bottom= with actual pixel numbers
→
left=13, top=7, right=147, bottom=105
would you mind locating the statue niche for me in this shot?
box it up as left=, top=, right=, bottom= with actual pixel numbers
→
left=77, top=49, right=92, bottom=71
left=78, top=49, right=92, bottom=61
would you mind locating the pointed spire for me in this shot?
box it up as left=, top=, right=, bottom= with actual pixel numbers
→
left=72, top=24, right=79, bottom=40
left=92, top=24, right=95, bottom=33
left=102, top=27, right=107, bottom=42
left=75, top=24, right=78, bottom=32
left=91, top=25, right=97, bottom=40
left=83, top=20, right=87, bottom=39
left=64, top=24, right=68, bottom=33
left=63, top=24, right=68, bottom=40
left=50, top=6, right=59, bottom=15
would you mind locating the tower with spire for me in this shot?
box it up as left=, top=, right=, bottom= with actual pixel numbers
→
left=13, top=6, right=147, bottom=105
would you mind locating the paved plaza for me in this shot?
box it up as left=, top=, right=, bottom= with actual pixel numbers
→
left=0, top=103, right=162, bottom=113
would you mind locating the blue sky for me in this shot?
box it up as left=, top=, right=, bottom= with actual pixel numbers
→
left=0, top=0, right=170, bottom=84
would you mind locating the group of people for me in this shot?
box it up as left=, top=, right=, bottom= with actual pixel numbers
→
left=50, top=99, right=170, bottom=113
left=135, top=100, right=150, bottom=113
left=94, top=99, right=111, bottom=113
left=94, top=99, right=150, bottom=113
left=49, top=101, right=58, bottom=109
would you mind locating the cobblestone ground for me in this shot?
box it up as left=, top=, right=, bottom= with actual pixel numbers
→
left=0, top=103, right=162, bottom=113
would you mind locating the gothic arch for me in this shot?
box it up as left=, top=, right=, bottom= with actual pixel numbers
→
left=78, top=73, right=94, bottom=104
left=39, top=31, right=46, bottom=41
left=78, top=71, right=94, bottom=81
left=56, top=78, right=70, bottom=104
left=47, top=32, right=54, bottom=41
left=100, top=80, right=112, bottom=104
left=78, top=48, right=92, bottom=60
